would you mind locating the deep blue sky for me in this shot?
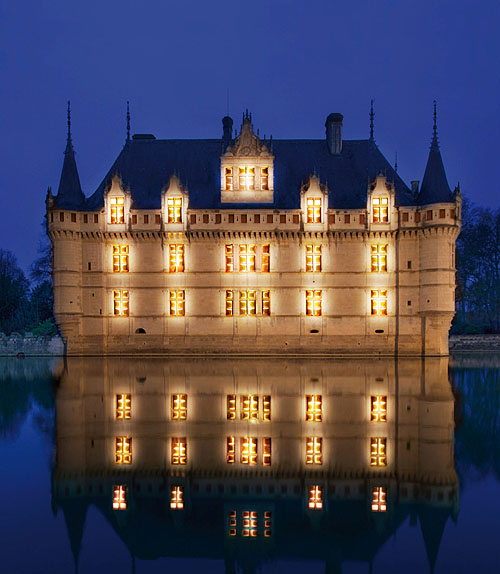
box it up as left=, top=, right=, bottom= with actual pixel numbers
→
left=1, top=0, right=498, bottom=272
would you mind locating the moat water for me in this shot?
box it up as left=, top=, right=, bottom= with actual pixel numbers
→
left=0, top=355, right=499, bottom=573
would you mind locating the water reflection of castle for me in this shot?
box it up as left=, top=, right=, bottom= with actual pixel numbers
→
left=52, top=358, right=458, bottom=573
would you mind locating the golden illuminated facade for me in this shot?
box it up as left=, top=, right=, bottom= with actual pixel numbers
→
left=47, top=109, right=460, bottom=355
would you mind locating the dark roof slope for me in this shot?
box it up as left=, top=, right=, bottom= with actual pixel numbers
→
left=417, top=132, right=453, bottom=205
left=55, top=140, right=85, bottom=209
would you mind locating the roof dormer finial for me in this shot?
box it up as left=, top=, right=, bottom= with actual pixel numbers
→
left=369, top=99, right=374, bottom=140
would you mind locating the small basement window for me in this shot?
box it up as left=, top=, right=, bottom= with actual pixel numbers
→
left=135, top=328, right=146, bottom=334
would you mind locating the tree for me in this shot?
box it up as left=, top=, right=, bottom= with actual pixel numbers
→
left=0, top=249, right=30, bottom=334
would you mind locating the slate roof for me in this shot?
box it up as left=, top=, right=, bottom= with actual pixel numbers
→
left=417, top=132, right=453, bottom=205
left=55, top=140, right=85, bottom=209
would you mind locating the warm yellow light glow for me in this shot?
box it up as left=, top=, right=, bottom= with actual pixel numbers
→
left=167, top=197, right=182, bottom=223
left=261, top=167, right=269, bottom=190
left=240, top=437, right=258, bottom=465
left=112, top=244, right=129, bottom=272
left=170, top=486, right=184, bottom=509
left=263, top=395, right=271, bottom=421
left=239, top=244, right=256, bottom=272
left=370, top=437, right=387, bottom=466
left=241, top=395, right=259, bottom=421
left=113, top=290, right=129, bottom=316
left=228, top=510, right=237, bottom=536
left=225, top=167, right=233, bottom=190
left=110, top=197, right=125, bottom=224
left=226, top=436, right=235, bottom=464
left=371, top=289, right=388, bottom=316
left=113, top=485, right=127, bottom=510
left=372, top=197, right=389, bottom=223
left=306, top=437, right=322, bottom=465
left=371, top=486, right=387, bottom=512
left=169, top=290, right=185, bottom=316
left=263, top=437, right=271, bottom=466
left=262, top=244, right=270, bottom=272
left=371, top=396, right=387, bottom=423
left=262, top=290, right=271, bottom=316
left=225, top=290, right=233, bottom=316
left=264, top=511, right=272, bottom=537
left=169, top=244, right=185, bottom=272
left=239, top=167, right=255, bottom=190
left=305, top=244, right=322, bottom=272
left=225, top=245, right=234, bottom=272
left=115, top=394, right=131, bottom=420
left=227, top=394, right=237, bottom=420
left=171, top=394, right=187, bottom=420
left=308, top=485, right=323, bottom=510
left=306, top=395, right=322, bottom=422
left=171, top=437, right=187, bottom=465
left=371, top=244, right=388, bottom=272
left=306, top=290, right=322, bottom=316
left=242, top=510, right=258, bottom=537
left=115, top=436, right=132, bottom=464
left=306, top=198, right=322, bottom=223
left=239, top=290, right=256, bottom=316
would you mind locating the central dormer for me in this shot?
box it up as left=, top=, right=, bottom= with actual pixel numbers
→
left=220, top=111, right=274, bottom=203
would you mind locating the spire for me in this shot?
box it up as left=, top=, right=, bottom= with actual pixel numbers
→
left=126, top=101, right=131, bottom=142
left=369, top=99, right=374, bottom=140
left=417, top=101, right=452, bottom=205
left=66, top=100, right=73, bottom=153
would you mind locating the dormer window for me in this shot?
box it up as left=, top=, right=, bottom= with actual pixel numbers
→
left=261, top=167, right=269, bottom=190
left=306, top=198, right=322, bottom=224
left=167, top=197, right=182, bottom=223
left=239, top=167, right=255, bottom=190
left=225, top=167, right=233, bottom=190
left=372, top=197, right=389, bottom=223
left=110, top=197, right=125, bottom=224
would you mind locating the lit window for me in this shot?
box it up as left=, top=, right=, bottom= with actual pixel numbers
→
left=262, top=244, right=270, bottom=272
left=115, top=436, right=132, bottom=464
left=227, top=436, right=236, bottom=463
left=225, top=245, right=234, bottom=272
left=306, top=395, right=322, bottom=422
left=371, top=244, right=388, bottom=272
left=110, top=197, right=125, bottom=224
left=372, top=197, right=389, bottom=223
left=263, top=395, right=271, bottom=421
left=226, top=290, right=233, bottom=316
left=240, top=437, right=258, bottom=465
left=115, top=394, right=131, bottom=420
left=306, top=290, right=322, bottom=316
left=112, top=245, right=129, bottom=272
left=167, top=197, right=182, bottom=223
left=306, top=245, right=322, bottom=272
left=227, top=394, right=237, bottom=420
left=371, top=290, right=387, bottom=316
left=306, top=437, right=322, bottom=465
left=169, top=244, right=185, bottom=272
left=171, top=437, right=187, bottom=465
left=171, top=394, right=187, bottom=420
left=239, top=244, right=256, bottom=272
left=264, top=511, right=272, bottom=537
left=113, top=290, right=129, bottom=316
left=239, top=290, right=256, bottom=316
left=169, top=290, right=185, bottom=316
left=225, top=167, right=233, bottom=190
left=112, top=485, right=127, bottom=510
left=262, top=290, right=271, bottom=316
left=308, top=485, right=323, bottom=510
left=239, top=167, right=255, bottom=190
left=228, top=510, right=237, bottom=537
left=371, top=486, right=387, bottom=512
left=371, top=396, right=387, bottom=422
left=263, top=437, right=271, bottom=466
left=261, top=167, right=269, bottom=190
left=242, top=510, right=258, bottom=537
left=170, top=486, right=184, bottom=509
left=241, top=395, right=259, bottom=421
left=306, top=198, right=322, bottom=223
left=370, top=437, right=387, bottom=466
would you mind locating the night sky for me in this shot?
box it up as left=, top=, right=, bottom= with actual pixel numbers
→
left=0, top=0, right=498, bottom=271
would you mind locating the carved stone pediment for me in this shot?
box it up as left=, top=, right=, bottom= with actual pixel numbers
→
left=224, top=112, right=273, bottom=159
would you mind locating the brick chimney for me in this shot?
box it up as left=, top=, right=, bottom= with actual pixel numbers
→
left=325, top=113, right=343, bottom=155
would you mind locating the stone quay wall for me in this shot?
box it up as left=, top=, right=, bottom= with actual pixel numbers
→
left=0, top=332, right=65, bottom=356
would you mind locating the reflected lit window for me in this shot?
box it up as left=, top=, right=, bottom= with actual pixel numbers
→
left=306, top=245, right=322, bottom=272
left=226, top=290, right=233, bottom=316
left=239, top=167, right=255, bottom=190
left=225, top=167, right=233, bottom=190
left=167, top=197, right=182, bottom=223
left=308, top=485, right=323, bottom=510
left=306, top=290, right=322, bottom=316
left=171, top=437, right=187, bottom=465
left=170, top=486, right=184, bottom=509
left=239, top=245, right=256, bottom=272
left=110, top=197, right=125, bottom=224
left=372, top=197, right=389, bottom=223
left=113, top=290, right=129, bottom=316
left=263, top=395, right=271, bottom=421
left=263, top=437, right=272, bottom=466
left=112, top=485, right=127, bottom=510
left=262, top=244, right=270, bottom=272
left=115, top=394, right=131, bottom=420
left=241, top=395, right=259, bottom=421
left=371, top=244, right=388, bottom=272
left=112, top=245, right=129, bottom=272
left=228, top=510, right=237, bottom=536
left=169, top=244, right=185, bottom=272
left=225, top=245, right=234, bottom=272
left=242, top=510, right=258, bottom=537
left=169, top=290, right=185, bottom=316
left=115, top=436, right=132, bottom=464
left=371, top=290, right=387, bottom=316
left=264, top=511, right=272, bottom=537
left=371, top=486, right=387, bottom=512
left=306, top=395, right=322, bottom=422
left=261, top=167, right=269, bottom=190
left=262, top=290, right=271, bottom=316
left=227, top=394, right=237, bottom=420
left=171, top=394, right=187, bottom=420
left=370, top=438, right=387, bottom=466
left=240, top=437, right=258, bottom=465
left=371, top=396, right=387, bottom=423
left=226, top=436, right=235, bottom=464
left=306, top=198, right=322, bottom=223
left=306, top=437, right=322, bottom=465
left=239, top=290, right=256, bottom=316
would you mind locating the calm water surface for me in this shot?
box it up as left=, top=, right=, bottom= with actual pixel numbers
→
left=1, top=355, right=499, bottom=573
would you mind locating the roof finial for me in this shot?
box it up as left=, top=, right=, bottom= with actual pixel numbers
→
left=433, top=100, right=437, bottom=135
left=66, top=100, right=73, bottom=152
left=394, top=151, right=398, bottom=173
left=126, top=101, right=131, bottom=142
left=369, top=99, right=374, bottom=140
left=431, top=100, right=439, bottom=148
